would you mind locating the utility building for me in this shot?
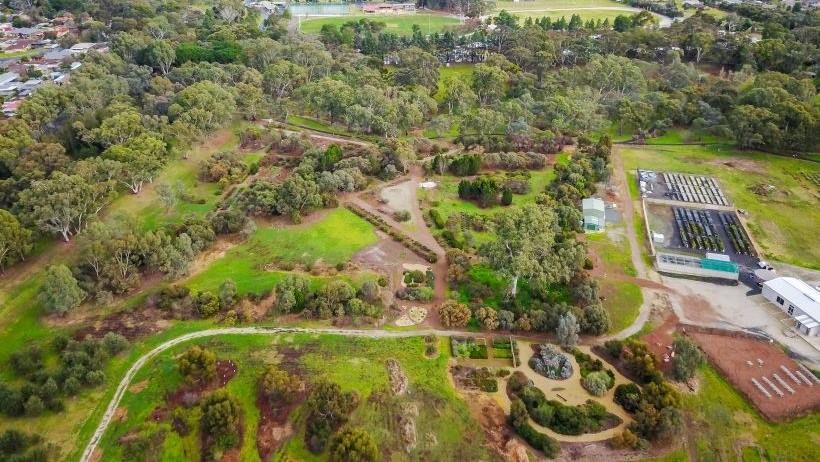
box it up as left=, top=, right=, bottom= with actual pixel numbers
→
left=582, top=197, right=606, bottom=232
left=762, top=277, right=820, bottom=337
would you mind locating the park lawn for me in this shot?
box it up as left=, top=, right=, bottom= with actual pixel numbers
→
left=96, top=334, right=493, bottom=461
left=682, top=364, right=820, bottom=462
left=601, top=280, right=642, bottom=333
left=299, top=14, right=461, bottom=36
left=619, top=145, right=820, bottom=269
left=586, top=230, right=637, bottom=277
left=645, top=127, right=729, bottom=145
left=586, top=230, right=642, bottom=333
left=185, top=208, right=378, bottom=295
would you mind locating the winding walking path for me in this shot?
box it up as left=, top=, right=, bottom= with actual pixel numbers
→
left=80, top=326, right=476, bottom=462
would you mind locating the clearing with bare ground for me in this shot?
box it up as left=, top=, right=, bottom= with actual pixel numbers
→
left=689, top=331, right=820, bottom=421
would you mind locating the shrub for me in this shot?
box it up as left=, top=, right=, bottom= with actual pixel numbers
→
left=305, top=382, right=359, bottom=453
left=582, top=371, right=614, bottom=397
left=38, top=265, right=85, bottom=314
left=260, top=366, right=300, bottom=404
left=194, top=291, right=221, bottom=317
left=102, top=332, right=129, bottom=356
left=201, top=391, right=242, bottom=449
left=439, top=300, right=471, bottom=328
left=429, top=208, right=445, bottom=229
left=614, top=383, right=642, bottom=412
left=393, top=210, right=411, bottom=222
left=329, top=427, right=379, bottom=462
left=177, top=346, right=217, bottom=384
left=529, top=345, right=572, bottom=380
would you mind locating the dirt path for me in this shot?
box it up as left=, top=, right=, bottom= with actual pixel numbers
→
left=345, top=186, right=448, bottom=307
left=490, top=343, right=634, bottom=443
left=79, top=325, right=533, bottom=462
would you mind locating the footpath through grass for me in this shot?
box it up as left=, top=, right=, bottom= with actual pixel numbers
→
left=620, top=144, right=820, bottom=269
left=96, top=334, right=493, bottom=461
left=185, top=207, right=379, bottom=295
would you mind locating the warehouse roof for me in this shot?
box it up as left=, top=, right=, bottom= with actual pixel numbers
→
left=764, top=277, right=820, bottom=323
left=582, top=197, right=605, bottom=212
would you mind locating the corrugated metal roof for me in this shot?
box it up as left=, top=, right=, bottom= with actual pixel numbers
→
left=764, top=277, right=820, bottom=323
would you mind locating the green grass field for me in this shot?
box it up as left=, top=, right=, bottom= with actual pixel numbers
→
left=494, top=0, right=642, bottom=21
left=586, top=231, right=643, bottom=333
left=299, top=14, right=461, bottom=36
left=185, top=208, right=378, bottom=295
left=619, top=145, right=820, bottom=269
left=95, top=334, right=494, bottom=461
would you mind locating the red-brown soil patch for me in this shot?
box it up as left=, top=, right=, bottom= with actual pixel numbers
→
left=463, top=391, right=523, bottom=461
left=641, top=310, right=679, bottom=374
left=255, top=348, right=306, bottom=460
left=151, top=359, right=238, bottom=422
left=73, top=307, right=171, bottom=340
left=688, top=331, right=820, bottom=421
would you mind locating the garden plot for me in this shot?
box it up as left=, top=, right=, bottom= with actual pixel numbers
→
left=646, top=203, right=759, bottom=268
left=689, top=331, right=820, bottom=421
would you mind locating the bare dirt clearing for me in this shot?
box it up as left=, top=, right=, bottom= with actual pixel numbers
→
left=689, top=331, right=820, bottom=421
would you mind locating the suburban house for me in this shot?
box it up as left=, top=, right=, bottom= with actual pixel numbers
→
left=582, top=197, right=606, bottom=232
left=762, top=277, right=820, bottom=337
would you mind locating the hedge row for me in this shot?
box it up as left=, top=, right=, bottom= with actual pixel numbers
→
left=345, top=203, right=438, bottom=263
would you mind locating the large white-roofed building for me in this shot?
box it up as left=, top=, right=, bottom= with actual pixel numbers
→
left=762, top=277, right=820, bottom=336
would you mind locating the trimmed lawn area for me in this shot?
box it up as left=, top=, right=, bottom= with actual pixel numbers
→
left=185, top=208, right=379, bottom=295
left=95, top=334, right=494, bottom=461
left=682, top=364, right=820, bottom=462
left=299, top=14, right=461, bottom=36
left=586, top=230, right=643, bottom=333
left=619, top=145, right=820, bottom=269
left=601, top=280, right=642, bottom=334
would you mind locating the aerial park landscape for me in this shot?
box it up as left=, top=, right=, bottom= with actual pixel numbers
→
left=0, top=1, right=818, bottom=461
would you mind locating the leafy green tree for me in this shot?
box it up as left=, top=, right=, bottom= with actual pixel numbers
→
left=274, top=175, right=323, bottom=223
left=146, top=40, right=175, bottom=75
left=201, top=390, right=242, bottom=448
left=305, top=381, right=359, bottom=453
left=219, top=279, right=238, bottom=308
left=670, top=337, right=704, bottom=382
left=104, top=134, right=166, bottom=194
left=480, top=205, right=557, bottom=298
left=169, top=81, right=237, bottom=134
left=0, top=209, right=31, bottom=270
left=17, top=173, right=115, bottom=242
left=393, top=47, right=439, bottom=91
left=440, top=75, right=475, bottom=114
left=39, top=265, right=86, bottom=314
left=328, top=427, right=379, bottom=462
left=275, top=275, right=311, bottom=313
left=471, top=64, right=507, bottom=104
left=260, top=366, right=300, bottom=403
left=177, top=346, right=217, bottom=384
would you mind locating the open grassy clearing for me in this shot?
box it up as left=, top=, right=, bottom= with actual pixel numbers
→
left=619, top=145, right=820, bottom=269
left=185, top=208, right=379, bottom=295
left=434, top=63, right=475, bottom=102
left=299, top=14, right=462, bottom=36
left=106, top=122, right=246, bottom=232
left=586, top=230, right=643, bottom=333
left=419, top=152, right=570, bottom=223
left=682, top=364, right=820, bottom=462
left=96, top=334, right=494, bottom=461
